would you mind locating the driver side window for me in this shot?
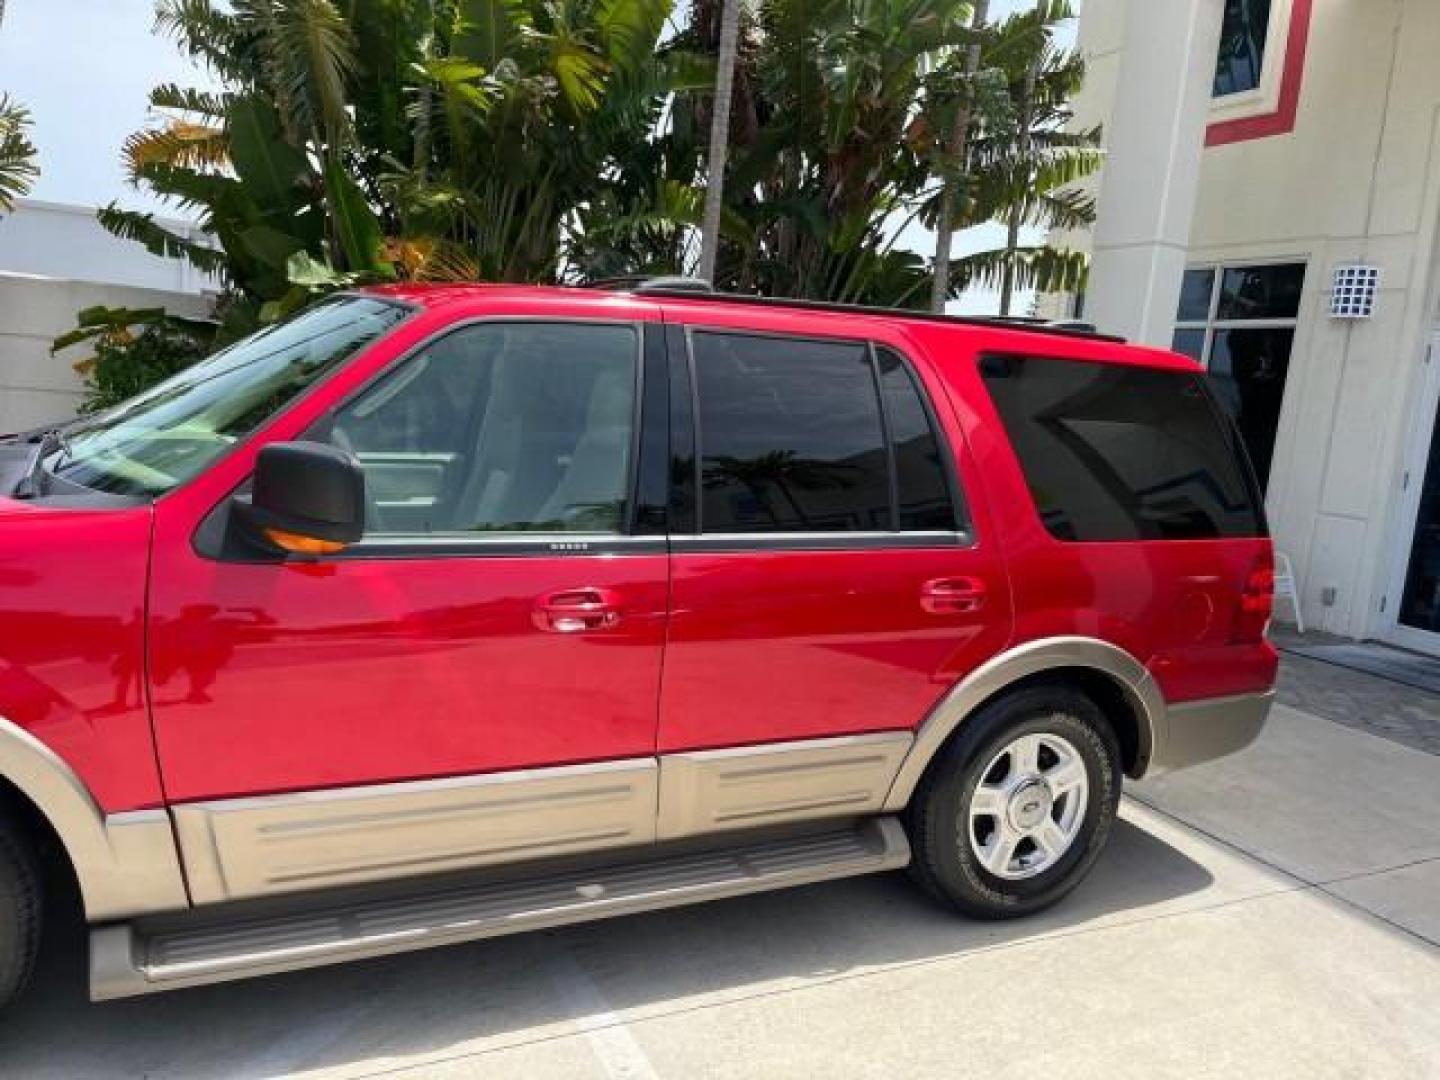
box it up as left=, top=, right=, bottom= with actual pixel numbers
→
left=326, top=322, right=639, bottom=536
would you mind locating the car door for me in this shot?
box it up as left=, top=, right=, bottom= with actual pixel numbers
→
left=653, top=319, right=1013, bottom=838
left=147, top=313, right=672, bottom=903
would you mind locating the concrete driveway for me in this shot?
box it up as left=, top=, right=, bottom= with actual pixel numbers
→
left=2, top=702, right=1438, bottom=1079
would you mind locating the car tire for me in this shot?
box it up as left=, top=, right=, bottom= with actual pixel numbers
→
left=905, top=683, right=1121, bottom=919
left=0, top=814, right=41, bottom=1013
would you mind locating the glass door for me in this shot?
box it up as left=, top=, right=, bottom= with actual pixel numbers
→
left=1388, top=331, right=1440, bottom=652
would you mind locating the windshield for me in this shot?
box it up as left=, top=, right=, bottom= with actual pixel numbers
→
left=42, top=297, right=411, bottom=499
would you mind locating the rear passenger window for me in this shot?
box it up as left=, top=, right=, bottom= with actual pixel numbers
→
left=693, top=333, right=890, bottom=532
left=690, top=332, right=961, bottom=535
left=877, top=348, right=959, bottom=531
left=979, top=354, right=1264, bottom=541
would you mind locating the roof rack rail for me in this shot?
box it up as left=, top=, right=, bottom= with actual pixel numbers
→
left=601, top=284, right=1125, bottom=343
left=581, top=275, right=714, bottom=293
left=633, top=275, right=713, bottom=294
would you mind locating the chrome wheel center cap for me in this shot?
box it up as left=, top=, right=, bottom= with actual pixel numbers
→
left=1007, top=780, right=1053, bottom=832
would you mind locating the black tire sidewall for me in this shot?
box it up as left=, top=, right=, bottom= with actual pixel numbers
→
left=0, top=818, right=41, bottom=1013
left=912, top=686, right=1121, bottom=917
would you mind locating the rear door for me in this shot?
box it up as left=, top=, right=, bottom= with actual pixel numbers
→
left=655, top=317, right=1013, bottom=760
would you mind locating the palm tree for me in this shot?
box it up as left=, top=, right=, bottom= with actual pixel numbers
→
left=0, top=93, right=38, bottom=215
left=697, top=0, right=741, bottom=283
left=954, top=0, right=1099, bottom=306
left=929, top=0, right=989, bottom=313
left=701, top=0, right=973, bottom=305
left=999, top=53, right=1040, bottom=316
left=104, top=0, right=691, bottom=324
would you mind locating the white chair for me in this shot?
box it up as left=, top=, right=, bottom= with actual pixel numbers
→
left=1273, top=552, right=1303, bottom=633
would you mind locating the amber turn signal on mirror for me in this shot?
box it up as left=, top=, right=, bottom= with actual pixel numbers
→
left=262, top=528, right=349, bottom=556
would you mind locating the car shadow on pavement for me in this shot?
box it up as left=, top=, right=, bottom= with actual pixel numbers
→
left=0, top=817, right=1216, bottom=1078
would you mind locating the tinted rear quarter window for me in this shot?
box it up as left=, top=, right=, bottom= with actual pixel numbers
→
left=979, top=354, right=1264, bottom=541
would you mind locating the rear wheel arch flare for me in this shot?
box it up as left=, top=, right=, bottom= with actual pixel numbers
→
left=883, top=637, right=1164, bottom=810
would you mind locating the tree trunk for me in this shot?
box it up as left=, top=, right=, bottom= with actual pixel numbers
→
left=698, top=0, right=742, bottom=285
left=999, top=54, right=1041, bottom=317
left=413, top=0, right=434, bottom=182
left=929, top=0, right=990, bottom=314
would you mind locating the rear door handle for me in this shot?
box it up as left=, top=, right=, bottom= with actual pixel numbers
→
left=921, top=577, right=987, bottom=615
left=534, top=588, right=623, bottom=633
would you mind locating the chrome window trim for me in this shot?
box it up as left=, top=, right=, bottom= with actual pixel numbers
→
left=670, top=530, right=972, bottom=553
left=676, top=324, right=973, bottom=542
left=332, top=534, right=669, bottom=559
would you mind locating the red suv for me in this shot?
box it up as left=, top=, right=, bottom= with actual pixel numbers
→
left=0, top=282, right=1277, bottom=1007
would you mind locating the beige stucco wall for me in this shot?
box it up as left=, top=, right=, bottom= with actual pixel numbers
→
left=1061, top=0, right=1440, bottom=641
left=0, top=273, right=211, bottom=432
left=1034, top=0, right=1127, bottom=322
left=1188, top=0, right=1440, bottom=638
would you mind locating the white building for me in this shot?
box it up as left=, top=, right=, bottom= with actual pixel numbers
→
left=1055, top=0, right=1440, bottom=655
left=0, top=0, right=214, bottom=431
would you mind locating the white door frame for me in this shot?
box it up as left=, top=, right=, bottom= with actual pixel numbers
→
left=1382, top=328, right=1440, bottom=655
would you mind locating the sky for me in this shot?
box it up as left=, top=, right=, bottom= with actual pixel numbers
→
left=0, top=0, right=1079, bottom=312
left=0, top=0, right=224, bottom=216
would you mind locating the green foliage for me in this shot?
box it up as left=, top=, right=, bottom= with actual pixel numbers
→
left=0, top=94, right=40, bottom=214
left=98, top=0, right=1098, bottom=335
left=51, top=307, right=216, bottom=415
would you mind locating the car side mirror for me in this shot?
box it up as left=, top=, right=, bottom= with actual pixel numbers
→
left=232, top=441, right=366, bottom=556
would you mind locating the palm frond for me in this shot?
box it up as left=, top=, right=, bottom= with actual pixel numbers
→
left=954, top=244, right=1088, bottom=295
left=0, top=94, right=39, bottom=212
left=96, top=204, right=230, bottom=276
left=149, top=83, right=233, bottom=119
left=122, top=122, right=230, bottom=183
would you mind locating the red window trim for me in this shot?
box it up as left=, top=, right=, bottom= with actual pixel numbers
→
left=1206, top=0, right=1314, bottom=147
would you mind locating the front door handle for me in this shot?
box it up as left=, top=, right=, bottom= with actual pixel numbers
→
left=534, top=588, right=623, bottom=633
left=921, top=577, right=987, bottom=615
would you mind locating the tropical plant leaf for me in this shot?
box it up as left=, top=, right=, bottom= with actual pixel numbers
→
left=0, top=94, right=40, bottom=212
left=122, top=122, right=229, bottom=184
left=149, top=82, right=232, bottom=118
left=953, top=244, right=1089, bottom=294
left=322, top=159, right=388, bottom=273
left=226, top=94, right=313, bottom=215
left=454, top=0, right=526, bottom=70
left=258, top=0, right=357, bottom=150
left=286, top=250, right=355, bottom=287
left=96, top=204, right=230, bottom=276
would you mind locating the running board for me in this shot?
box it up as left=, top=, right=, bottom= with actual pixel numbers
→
left=90, top=816, right=910, bottom=1000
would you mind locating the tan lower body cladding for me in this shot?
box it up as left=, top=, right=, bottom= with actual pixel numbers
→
left=171, top=733, right=915, bottom=905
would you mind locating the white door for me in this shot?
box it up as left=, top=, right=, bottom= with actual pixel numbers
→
left=1383, top=329, right=1440, bottom=654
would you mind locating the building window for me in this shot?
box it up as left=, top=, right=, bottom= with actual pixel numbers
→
left=1173, top=263, right=1305, bottom=491
left=1214, top=0, right=1273, bottom=97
